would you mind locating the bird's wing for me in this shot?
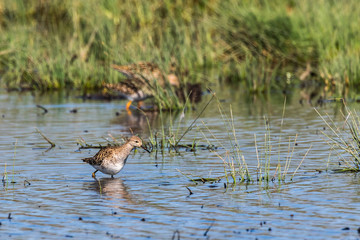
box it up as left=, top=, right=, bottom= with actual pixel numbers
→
left=110, top=64, right=137, bottom=78
left=103, top=78, right=148, bottom=97
left=82, top=147, right=114, bottom=166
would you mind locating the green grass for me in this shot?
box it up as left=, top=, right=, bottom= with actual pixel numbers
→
left=316, top=104, right=360, bottom=172
left=76, top=93, right=215, bottom=153
left=2, top=140, right=17, bottom=188
left=217, top=0, right=360, bottom=92
left=0, top=0, right=359, bottom=99
left=196, top=96, right=308, bottom=185
left=143, top=92, right=215, bottom=151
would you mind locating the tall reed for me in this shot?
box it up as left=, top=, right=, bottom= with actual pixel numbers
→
left=199, top=96, right=308, bottom=184
left=316, top=105, right=360, bottom=172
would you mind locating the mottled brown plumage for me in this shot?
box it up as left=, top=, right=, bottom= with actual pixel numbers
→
left=111, top=62, right=169, bottom=87
left=104, top=77, right=152, bottom=106
left=104, top=62, right=180, bottom=110
left=82, top=136, right=144, bottom=178
left=175, top=83, right=203, bottom=103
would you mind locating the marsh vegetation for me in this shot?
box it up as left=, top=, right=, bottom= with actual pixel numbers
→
left=1, top=1, right=360, bottom=239
left=0, top=0, right=359, bottom=97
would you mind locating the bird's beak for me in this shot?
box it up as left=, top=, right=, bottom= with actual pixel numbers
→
left=141, top=145, right=151, bottom=153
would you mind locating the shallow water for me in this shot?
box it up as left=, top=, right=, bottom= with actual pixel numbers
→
left=1, top=88, right=360, bottom=239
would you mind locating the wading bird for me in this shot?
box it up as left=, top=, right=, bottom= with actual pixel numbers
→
left=82, top=136, right=149, bottom=178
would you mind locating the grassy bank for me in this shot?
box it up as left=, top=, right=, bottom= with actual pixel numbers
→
left=0, top=0, right=359, bottom=96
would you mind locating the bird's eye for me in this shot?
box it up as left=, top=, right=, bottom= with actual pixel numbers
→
left=135, top=140, right=139, bottom=143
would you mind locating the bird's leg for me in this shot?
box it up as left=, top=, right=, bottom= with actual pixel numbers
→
left=126, top=100, right=133, bottom=110
left=92, top=170, right=98, bottom=178
left=111, top=175, right=114, bottom=179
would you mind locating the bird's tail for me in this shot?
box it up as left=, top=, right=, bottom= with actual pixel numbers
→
left=82, top=157, right=92, bottom=163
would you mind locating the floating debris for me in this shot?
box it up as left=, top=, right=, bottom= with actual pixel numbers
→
left=185, top=186, right=193, bottom=195
left=24, top=180, right=31, bottom=186
left=204, top=222, right=214, bottom=236
left=35, top=128, right=55, bottom=149
left=36, top=105, right=48, bottom=115
left=192, top=177, right=222, bottom=183
left=332, top=168, right=360, bottom=173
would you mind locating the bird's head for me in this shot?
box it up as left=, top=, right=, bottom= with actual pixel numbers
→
left=128, top=136, right=143, bottom=148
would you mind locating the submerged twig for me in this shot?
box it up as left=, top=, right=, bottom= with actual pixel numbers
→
left=185, top=186, right=193, bottom=195
left=177, top=169, right=222, bottom=183
left=35, top=128, right=55, bottom=148
left=36, top=105, right=48, bottom=114
left=79, top=144, right=105, bottom=150
left=204, top=222, right=214, bottom=236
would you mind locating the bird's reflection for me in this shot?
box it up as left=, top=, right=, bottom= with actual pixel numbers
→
left=299, top=81, right=324, bottom=106
left=111, top=108, right=181, bottom=133
left=85, top=177, right=134, bottom=204
left=111, top=109, right=158, bottom=133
